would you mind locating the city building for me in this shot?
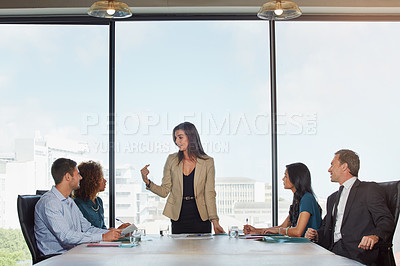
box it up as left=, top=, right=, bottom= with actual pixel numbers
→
left=0, top=133, right=89, bottom=228
left=215, top=177, right=265, bottom=215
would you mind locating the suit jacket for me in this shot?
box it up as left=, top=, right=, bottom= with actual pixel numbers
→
left=147, top=153, right=218, bottom=221
left=317, top=179, right=394, bottom=264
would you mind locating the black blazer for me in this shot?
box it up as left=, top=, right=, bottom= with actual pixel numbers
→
left=317, top=179, right=394, bottom=264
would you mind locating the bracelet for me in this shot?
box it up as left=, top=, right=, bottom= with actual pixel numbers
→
left=278, top=227, right=282, bottom=234
left=146, top=179, right=151, bottom=189
left=285, top=227, right=289, bottom=235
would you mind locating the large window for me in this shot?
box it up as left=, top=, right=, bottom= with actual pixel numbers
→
left=1, top=18, right=399, bottom=265
left=277, top=21, right=400, bottom=257
left=0, top=24, right=108, bottom=263
left=114, top=21, right=272, bottom=232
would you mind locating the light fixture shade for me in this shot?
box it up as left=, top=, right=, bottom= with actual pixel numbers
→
left=257, top=0, right=302, bottom=21
left=88, top=0, right=132, bottom=19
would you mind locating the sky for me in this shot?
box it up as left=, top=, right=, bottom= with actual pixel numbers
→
left=1, top=21, right=400, bottom=204
left=1, top=20, right=400, bottom=255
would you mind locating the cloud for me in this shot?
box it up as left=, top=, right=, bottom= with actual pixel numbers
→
left=72, top=28, right=108, bottom=68
left=214, top=21, right=268, bottom=73
left=115, top=22, right=160, bottom=63
left=0, top=98, right=92, bottom=153
left=0, top=72, right=11, bottom=93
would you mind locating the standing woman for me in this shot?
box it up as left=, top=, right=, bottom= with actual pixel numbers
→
left=244, top=162, right=321, bottom=237
left=141, top=122, right=225, bottom=234
left=74, top=161, right=129, bottom=230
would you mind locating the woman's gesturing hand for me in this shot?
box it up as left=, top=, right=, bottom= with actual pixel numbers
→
left=141, top=164, right=150, bottom=185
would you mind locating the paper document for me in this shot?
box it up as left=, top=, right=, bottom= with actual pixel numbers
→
left=87, top=242, right=121, bottom=247
left=259, top=236, right=311, bottom=243
left=238, top=235, right=265, bottom=239
left=169, top=233, right=213, bottom=239
left=87, top=242, right=137, bottom=248
left=239, top=233, right=281, bottom=239
left=120, top=223, right=138, bottom=236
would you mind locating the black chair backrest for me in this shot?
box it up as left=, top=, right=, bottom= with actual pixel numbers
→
left=35, top=190, right=48, bottom=196
left=377, top=181, right=400, bottom=228
left=376, top=181, right=400, bottom=266
left=17, top=195, right=41, bottom=264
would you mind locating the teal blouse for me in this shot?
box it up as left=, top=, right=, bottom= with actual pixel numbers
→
left=74, top=197, right=106, bottom=229
left=299, top=192, right=322, bottom=236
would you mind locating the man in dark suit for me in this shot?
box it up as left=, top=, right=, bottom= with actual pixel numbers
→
left=305, top=149, right=394, bottom=265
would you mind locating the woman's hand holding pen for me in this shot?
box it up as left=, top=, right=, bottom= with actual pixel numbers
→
left=243, top=225, right=257, bottom=235
left=115, top=218, right=131, bottom=234
left=243, top=225, right=266, bottom=235
left=140, top=164, right=150, bottom=185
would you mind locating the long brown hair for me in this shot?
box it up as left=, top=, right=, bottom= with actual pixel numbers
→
left=173, top=122, right=208, bottom=164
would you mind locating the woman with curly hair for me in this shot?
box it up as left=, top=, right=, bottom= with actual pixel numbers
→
left=244, top=162, right=322, bottom=237
left=74, top=161, right=129, bottom=230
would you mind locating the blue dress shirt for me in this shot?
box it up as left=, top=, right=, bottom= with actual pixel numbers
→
left=34, top=186, right=108, bottom=255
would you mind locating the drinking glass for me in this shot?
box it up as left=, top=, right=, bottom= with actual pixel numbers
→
left=229, top=226, right=239, bottom=238
left=159, top=225, right=169, bottom=236
left=130, top=230, right=141, bottom=244
left=137, top=228, right=146, bottom=236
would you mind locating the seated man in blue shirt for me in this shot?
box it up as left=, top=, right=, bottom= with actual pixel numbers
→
left=34, top=158, right=121, bottom=255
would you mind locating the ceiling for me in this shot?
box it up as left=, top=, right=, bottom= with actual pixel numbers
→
left=1, top=0, right=400, bottom=17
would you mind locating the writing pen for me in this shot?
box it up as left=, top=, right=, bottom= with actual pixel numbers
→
left=116, top=218, right=125, bottom=223
left=187, top=234, right=208, bottom=237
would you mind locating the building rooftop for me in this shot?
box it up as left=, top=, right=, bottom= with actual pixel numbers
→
left=216, top=177, right=258, bottom=184
left=234, top=202, right=270, bottom=209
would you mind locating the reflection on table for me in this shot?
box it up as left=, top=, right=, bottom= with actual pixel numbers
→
left=36, top=234, right=362, bottom=265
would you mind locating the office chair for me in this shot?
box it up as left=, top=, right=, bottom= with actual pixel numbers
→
left=17, top=195, right=58, bottom=264
left=35, top=190, right=48, bottom=195
left=377, top=181, right=400, bottom=266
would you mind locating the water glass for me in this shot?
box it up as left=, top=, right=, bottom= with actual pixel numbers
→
left=130, top=230, right=141, bottom=244
left=159, top=225, right=169, bottom=236
left=229, top=226, right=239, bottom=238
left=137, top=228, right=146, bottom=236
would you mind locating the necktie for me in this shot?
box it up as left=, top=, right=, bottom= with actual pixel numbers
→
left=332, top=185, right=344, bottom=229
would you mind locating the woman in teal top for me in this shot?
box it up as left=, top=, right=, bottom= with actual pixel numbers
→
left=74, top=195, right=106, bottom=229
left=73, top=161, right=129, bottom=230
left=244, top=162, right=322, bottom=237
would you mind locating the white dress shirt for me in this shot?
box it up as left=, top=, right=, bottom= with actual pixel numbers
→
left=333, top=176, right=357, bottom=243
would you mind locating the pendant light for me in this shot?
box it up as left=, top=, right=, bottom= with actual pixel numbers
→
left=88, top=0, right=132, bottom=19
left=257, top=0, right=302, bottom=20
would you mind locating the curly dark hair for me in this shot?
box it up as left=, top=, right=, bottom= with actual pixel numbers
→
left=73, top=161, right=103, bottom=201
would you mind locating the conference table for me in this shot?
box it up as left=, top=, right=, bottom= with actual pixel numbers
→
left=36, top=234, right=362, bottom=265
